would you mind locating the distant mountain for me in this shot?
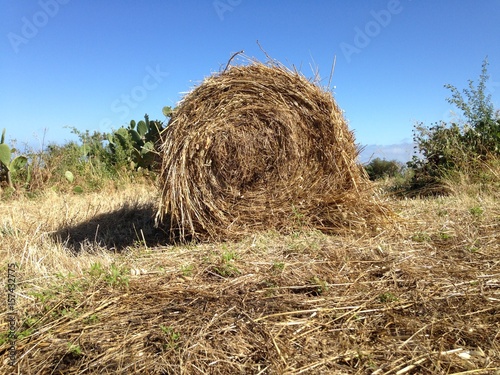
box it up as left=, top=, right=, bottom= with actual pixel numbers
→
left=358, top=142, right=414, bottom=164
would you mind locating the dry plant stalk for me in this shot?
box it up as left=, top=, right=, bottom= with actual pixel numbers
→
left=156, top=60, right=389, bottom=242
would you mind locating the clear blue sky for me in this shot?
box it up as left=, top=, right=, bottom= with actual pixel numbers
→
left=1, top=0, right=499, bottom=162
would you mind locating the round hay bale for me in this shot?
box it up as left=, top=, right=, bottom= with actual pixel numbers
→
left=156, top=61, right=389, bottom=242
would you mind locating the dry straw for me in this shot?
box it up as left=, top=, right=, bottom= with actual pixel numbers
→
left=156, top=58, right=390, bottom=242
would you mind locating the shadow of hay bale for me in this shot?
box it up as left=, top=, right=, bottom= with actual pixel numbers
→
left=53, top=203, right=170, bottom=253
left=156, top=58, right=393, bottom=242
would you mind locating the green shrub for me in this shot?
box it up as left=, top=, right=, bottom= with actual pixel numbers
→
left=408, top=57, right=499, bottom=190
left=364, top=158, right=403, bottom=180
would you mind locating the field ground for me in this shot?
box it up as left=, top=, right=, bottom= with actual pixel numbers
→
left=1, top=183, right=499, bottom=374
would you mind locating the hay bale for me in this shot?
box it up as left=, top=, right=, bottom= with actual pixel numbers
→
left=156, top=60, right=388, bottom=242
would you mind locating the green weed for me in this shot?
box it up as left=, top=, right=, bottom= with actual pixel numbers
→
left=310, top=276, right=329, bottom=295
left=88, top=262, right=129, bottom=289
left=272, top=261, right=285, bottom=272
left=105, top=263, right=130, bottom=288
left=469, top=206, right=484, bottom=218
left=212, top=249, right=240, bottom=277
left=68, top=343, right=83, bottom=356
left=411, top=232, right=431, bottom=243
left=438, top=232, right=452, bottom=240
left=180, top=264, right=194, bottom=277
left=160, top=325, right=181, bottom=350
left=84, top=314, right=99, bottom=324
left=379, top=292, right=398, bottom=303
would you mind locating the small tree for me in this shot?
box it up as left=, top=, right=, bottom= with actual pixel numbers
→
left=444, top=57, right=500, bottom=156
left=444, top=58, right=495, bottom=126
left=409, top=57, right=499, bottom=188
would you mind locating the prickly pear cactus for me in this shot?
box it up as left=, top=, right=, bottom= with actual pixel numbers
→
left=0, top=128, right=28, bottom=188
left=108, top=114, right=165, bottom=170
left=0, top=143, right=11, bottom=168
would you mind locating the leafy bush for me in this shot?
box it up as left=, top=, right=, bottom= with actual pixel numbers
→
left=42, top=142, right=102, bottom=191
left=409, top=122, right=467, bottom=182
left=364, top=158, right=402, bottom=180
left=408, top=58, right=499, bottom=190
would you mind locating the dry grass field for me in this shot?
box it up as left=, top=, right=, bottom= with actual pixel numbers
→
left=0, top=179, right=499, bottom=374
